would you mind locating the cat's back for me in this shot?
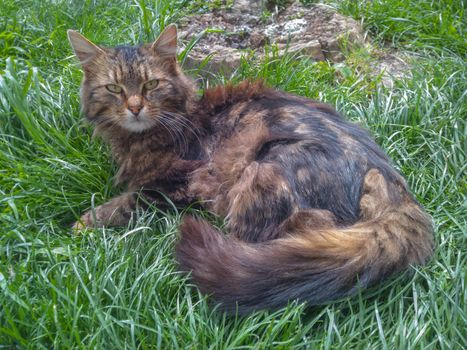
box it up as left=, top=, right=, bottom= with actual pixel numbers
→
left=200, top=81, right=391, bottom=169
left=196, top=81, right=400, bottom=224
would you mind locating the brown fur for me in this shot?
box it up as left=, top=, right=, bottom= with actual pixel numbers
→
left=177, top=170, right=433, bottom=313
left=68, top=26, right=434, bottom=313
left=199, top=80, right=268, bottom=113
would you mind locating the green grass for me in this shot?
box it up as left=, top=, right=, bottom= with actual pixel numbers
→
left=327, top=0, right=465, bottom=55
left=0, top=0, right=465, bottom=348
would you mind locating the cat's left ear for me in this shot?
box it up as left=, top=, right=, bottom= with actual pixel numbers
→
left=151, top=24, right=178, bottom=58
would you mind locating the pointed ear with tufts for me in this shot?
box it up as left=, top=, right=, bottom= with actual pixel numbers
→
left=67, top=30, right=105, bottom=66
left=151, top=24, right=178, bottom=58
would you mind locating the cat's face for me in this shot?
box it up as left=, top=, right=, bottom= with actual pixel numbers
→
left=68, top=25, right=194, bottom=133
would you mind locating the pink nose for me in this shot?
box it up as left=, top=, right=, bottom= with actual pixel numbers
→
left=128, top=105, right=142, bottom=116
left=127, top=95, right=143, bottom=116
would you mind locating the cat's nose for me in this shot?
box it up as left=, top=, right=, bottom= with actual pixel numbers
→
left=128, top=105, right=142, bottom=116
left=127, top=95, right=143, bottom=117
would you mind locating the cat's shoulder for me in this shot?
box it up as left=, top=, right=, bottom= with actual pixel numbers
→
left=198, top=80, right=272, bottom=113
left=197, top=80, right=342, bottom=120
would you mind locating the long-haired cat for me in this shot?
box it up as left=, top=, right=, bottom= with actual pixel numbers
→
left=68, top=25, right=434, bottom=314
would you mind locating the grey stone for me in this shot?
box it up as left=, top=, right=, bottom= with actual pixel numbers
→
left=179, top=0, right=409, bottom=82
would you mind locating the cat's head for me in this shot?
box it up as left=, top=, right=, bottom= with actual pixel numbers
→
left=68, top=25, right=195, bottom=133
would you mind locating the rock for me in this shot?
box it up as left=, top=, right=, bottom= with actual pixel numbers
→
left=179, top=1, right=366, bottom=74
left=370, top=50, right=413, bottom=88
left=231, top=0, right=262, bottom=16
left=249, top=31, right=267, bottom=48
left=279, top=41, right=325, bottom=61
left=179, top=0, right=409, bottom=82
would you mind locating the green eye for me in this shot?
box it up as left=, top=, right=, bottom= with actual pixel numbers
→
left=144, top=79, right=159, bottom=90
left=106, top=84, right=123, bottom=93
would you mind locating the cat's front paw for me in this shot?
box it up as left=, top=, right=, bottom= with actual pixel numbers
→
left=71, top=194, right=136, bottom=233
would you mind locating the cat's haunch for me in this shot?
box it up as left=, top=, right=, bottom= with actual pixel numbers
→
left=69, top=25, right=434, bottom=314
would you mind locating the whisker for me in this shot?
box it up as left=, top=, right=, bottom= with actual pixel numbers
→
left=162, top=111, right=203, bottom=146
left=170, top=119, right=190, bottom=155
left=159, top=115, right=188, bottom=155
left=161, top=115, right=188, bottom=146
left=157, top=116, right=179, bottom=152
left=164, top=111, right=201, bottom=135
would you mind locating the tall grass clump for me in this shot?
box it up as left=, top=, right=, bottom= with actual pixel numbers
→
left=327, top=0, right=465, bottom=55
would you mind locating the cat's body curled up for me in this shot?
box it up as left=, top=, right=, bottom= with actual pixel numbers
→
left=68, top=25, right=434, bottom=314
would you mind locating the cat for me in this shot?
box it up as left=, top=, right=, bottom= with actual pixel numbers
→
left=68, top=25, right=434, bottom=314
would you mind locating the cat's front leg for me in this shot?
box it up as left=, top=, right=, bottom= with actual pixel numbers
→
left=72, top=192, right=136, bottom=230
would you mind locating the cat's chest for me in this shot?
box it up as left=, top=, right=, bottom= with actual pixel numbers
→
left=112, top=138, right=177, bottom=183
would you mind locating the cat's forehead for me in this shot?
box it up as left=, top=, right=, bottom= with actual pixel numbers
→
left=104, top=45, right=167, bottom=83
left=110, top=45, right=153, bottom=65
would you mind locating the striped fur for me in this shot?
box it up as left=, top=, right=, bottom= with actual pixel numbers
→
left=177, top=170, right=434, bottom=313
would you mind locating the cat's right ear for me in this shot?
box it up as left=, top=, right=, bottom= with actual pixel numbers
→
left=67, top=30, right=105, bottom=66
left=151, top=24, right=178, bottom=58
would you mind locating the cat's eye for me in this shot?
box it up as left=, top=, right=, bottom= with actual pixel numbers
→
left=144, top=79, right=159, bottom=90
left=106, top=84, right=123, bottom=93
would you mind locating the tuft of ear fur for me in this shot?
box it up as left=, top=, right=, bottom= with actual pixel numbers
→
left=67, top=30, right=105, bottom=66
left=151, top=24, right=178, bottom=58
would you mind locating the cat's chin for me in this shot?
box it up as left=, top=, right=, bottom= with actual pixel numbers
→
left=120, top=118, right=156, bottom=133
left=120, top=111, right=156, bottom=132
left=122, top=121, right=154, bottom=133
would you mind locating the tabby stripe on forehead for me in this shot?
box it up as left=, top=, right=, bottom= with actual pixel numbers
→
left=143, top=64, right=148, bottom=82
left=126, top=64, right=133, bottom=79
left=114, top=63, right=123, bottom=83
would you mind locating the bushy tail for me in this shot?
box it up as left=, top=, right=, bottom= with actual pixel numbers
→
left=176, top=170, right=434, bottom=314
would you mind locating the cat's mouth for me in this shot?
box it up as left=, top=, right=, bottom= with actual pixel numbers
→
left=121, top=109, right=156, bottom=132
